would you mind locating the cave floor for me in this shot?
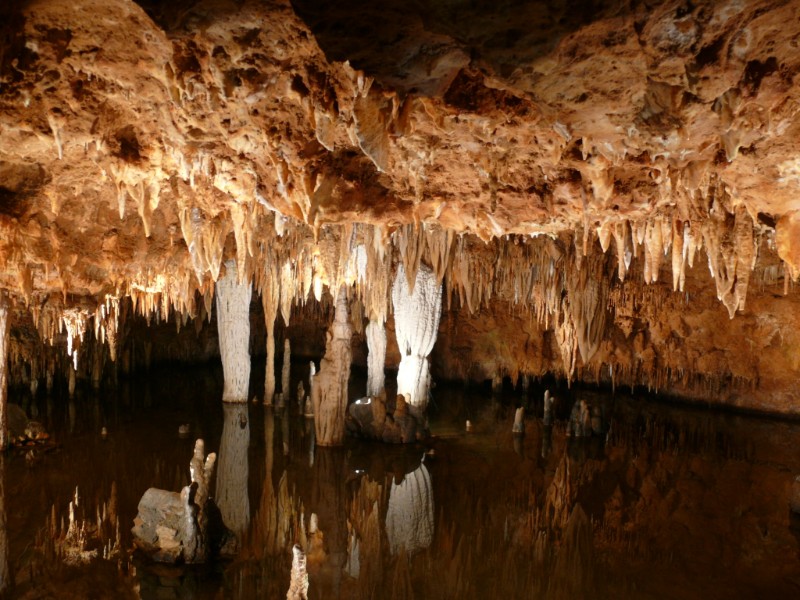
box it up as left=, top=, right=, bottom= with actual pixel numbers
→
left=4, top=365, right=800, bottom=599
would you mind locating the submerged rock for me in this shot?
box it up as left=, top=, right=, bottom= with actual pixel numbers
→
left=347, top=394, right=427, bottom=444
left=131, top=439, right=231, bottom=564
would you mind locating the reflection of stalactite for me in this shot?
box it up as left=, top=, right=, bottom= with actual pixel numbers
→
left=386, top=462, right=433, bottom=556
left=547, top=504, right=595, bottom=600
left=348, top=477, right=384, bottom=596
left=308, top=448, right=348, bottom=598
left=216, top=404, right=251, bottom=537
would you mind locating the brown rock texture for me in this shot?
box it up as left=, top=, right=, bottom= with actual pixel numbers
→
left=2, top=0, right=800, bottom=413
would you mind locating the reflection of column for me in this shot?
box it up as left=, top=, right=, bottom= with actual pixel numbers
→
left=216, top=404, right=251, bottom=537
left=386, top=462, right=434, bottom=556
left=0, top=456, right=7, bottom=595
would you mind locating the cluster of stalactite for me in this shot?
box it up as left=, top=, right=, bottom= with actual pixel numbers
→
left=0, top=189, right=785, bottom=401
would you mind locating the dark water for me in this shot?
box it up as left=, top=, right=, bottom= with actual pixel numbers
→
left=3, top=365, right=800, bottom=599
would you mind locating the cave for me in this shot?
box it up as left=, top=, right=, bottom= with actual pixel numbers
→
left=1, top=0, right=800, bottom=597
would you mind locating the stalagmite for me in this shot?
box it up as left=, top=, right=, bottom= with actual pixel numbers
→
left=543, top=390, right=554, bottom=426
left=0, top=295, right=8, bottom=452
left=512, top=407, right=525, bottom=435
left=216, top=260, right=252, bottom=403
left=311, top=289, right=352, bottom=446
left=286, top=544, right=309, bottom=600
left=68, top=367, right=76, bottom=400
left=306, top=362, right=316, bottom=417
left=365, top=318, right=386, bottom=399
left=392, top=264, right=443, bottom=415
left=282, top=339, right=291, bottom=400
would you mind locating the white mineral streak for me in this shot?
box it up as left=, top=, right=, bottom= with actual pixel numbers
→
left=306, top=361, right=316, bottom=417
left=216, top=260, right=252, bottom=403
left=392, top=264, right=442, bottom=412
left=311, top=288, right=352, bottom=446
left=0, top=295, right=8, bottom=451
left=216, top=404, right=250, bottom=538
left=365, top=318, right=386, bottom=398
left=386, top=462, right=434, bottom=556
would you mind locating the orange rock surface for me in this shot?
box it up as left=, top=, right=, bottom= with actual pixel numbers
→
left=2, top=0, right=800, bottom=413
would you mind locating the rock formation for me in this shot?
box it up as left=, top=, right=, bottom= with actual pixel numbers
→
left=132, top=439, right=219, bottom=564
left=311, top=290, right=352, bottom=446
left=216, top=261, right=252, bottom=403
left=392, top=264, right=443, bottom=415
left=1, top=0, right=800, bottom=414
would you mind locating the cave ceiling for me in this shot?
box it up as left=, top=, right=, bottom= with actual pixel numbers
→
left=1, top=0, right=800, bottom=390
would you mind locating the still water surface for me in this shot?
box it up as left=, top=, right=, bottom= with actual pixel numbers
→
left=4, top=365, right=800, bottom=599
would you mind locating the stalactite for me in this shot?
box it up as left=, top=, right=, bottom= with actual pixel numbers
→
left=392, top=263, right=442, bottom=413
left=311, top=288, right=352, bottom=446
left=216, top=260, right=252, bottom=403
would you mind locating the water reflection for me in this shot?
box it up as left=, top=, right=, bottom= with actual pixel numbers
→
left=0, top=456, right=7, bottom=596
left=216, top=403, right=251, bottom=538
left=386, top=461, right=433, bottom=557
left=4, top=370, right=800, bottom=599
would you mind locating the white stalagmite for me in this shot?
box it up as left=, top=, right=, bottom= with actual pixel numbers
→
left=306, top=361, right=316, bottom=417
left=392, top=264, right=442, bottom=414
left=0, top=294, right=8, bottom=452
left=386, top=462, right=434, bottom=556
left=311, top=288, right=352, bottom=446
left=365, top=318, right=386, bottom=398
left=281, top=338, right=291, bottom=399
left=216, top=260, right=252, bottom=403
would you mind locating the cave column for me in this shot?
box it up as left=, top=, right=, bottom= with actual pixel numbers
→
left=280, top=338, right=291, bottom=407
left=365, top=315, right=387, bottom=399
left=216, top=260, right=252, bottom=403
left=262, top=264, right=279, bottom=406
left=311, top=288, right=352, bottom=446
left=0, top=294, right=8, bottom=451
left=392, top=264, right=443, bottom=415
